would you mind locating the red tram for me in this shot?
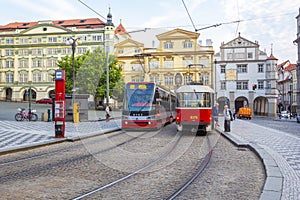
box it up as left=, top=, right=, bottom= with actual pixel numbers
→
left=122, top=82, right=176, bottom=130
left=175, top=84, right=214, bottom=135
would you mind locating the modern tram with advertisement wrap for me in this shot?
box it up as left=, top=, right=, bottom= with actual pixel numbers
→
left=122, top=82, right=176, bottom=130
left=175, top=84, right=215, bottom=135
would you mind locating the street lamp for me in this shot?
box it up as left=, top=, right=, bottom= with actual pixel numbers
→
left=66, top=37, right=81, bottom=120
left=289, top=76, right=293, bottom=115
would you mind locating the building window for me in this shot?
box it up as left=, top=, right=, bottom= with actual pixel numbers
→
left=134, top=49, right=141, bottom=54
left=258, top=81, right=264, bottom=89
left=183, top=41, right=193, bottom=48
left=150, top=76, right=160, bottom=84
left=164, top=41, right=173, bottom=49
left=118, top=49, right=123, bottom=54
left=237, top=64, right=247, bottom=73
left=221, top=81, right=226, bottom=90
left=19, top=72, right=28, bottom=83
left=266, top=81, right=271, bottom=89
left=47, top=59, right=57, bottom=68
left=220, top=65, right=226, bottom=73
left=266, top=63, right=271, bottom=72
left=236, top=81, right=248, bottom=90
left=199, top=75, right=209, bottom=85
left=19, top=60, right=29, bottom=68
left=48, top=37, right=58, bottom=43
left=32, top=49, right=43, bottom=55
left=247, top=52, right=253, bottom=59
left=6, top=73, right=14, bottom=83
left=204, top=76, right=209, bottom=85
left=164, top=75, right=174, bottom=86
left=149, top=60, right=159, bottom=69
left=184, top=75, right=192, bottom=85
left=19, top=38, right=29, bottom=44
left=164, top=60, right=174, bottom=68
left=92, top=35, right=102, bottom=41
left=6, top=60, right=14, bottom=68
left=19, top=49, right=29, bottom=56
left=6, top=38, right=14, bottom=44
left=5, top=50, right=14, bottom=56
left=132, top=63, right=141, bottom=71
left=61, top=48, right=72, bottom=55
left=32, top=37, right=42, bottom=44
left=32, top=72, right=42, bottom=82
left=258, top=64, right=264, bottom=73
left=80, top=35, right=88, bottom=42
left=77, top=47, right=87, bottom=54
left=32, top=59, right=42, bottom=68
left=47, top=48, right=58, bottom=55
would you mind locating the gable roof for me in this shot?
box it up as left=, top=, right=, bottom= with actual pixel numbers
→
left=0, top=18, right=105, bottom=32
left=115, top=22, right=127, bottom=35
left=267, top=54, right=278, bottom=60
left=156, top=28, right=199, bottom=40
left=116, top=38, right=144, bottom=47
left=221, top=33, right=259, bottom=48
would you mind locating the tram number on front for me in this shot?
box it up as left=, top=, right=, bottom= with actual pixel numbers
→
left=190, top=116, right=198, bottom=120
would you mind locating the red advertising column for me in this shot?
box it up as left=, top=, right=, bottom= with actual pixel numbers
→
left=54, top=70, right=66, bottom=138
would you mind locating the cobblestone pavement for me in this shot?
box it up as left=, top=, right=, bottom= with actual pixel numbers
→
left=0, top=119, right=121, bottom=153
left=0, top=115, right=299, bottom=199
left=218, top=117, right=300, bottom=200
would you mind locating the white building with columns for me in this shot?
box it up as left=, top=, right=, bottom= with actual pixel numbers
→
left=214, top=33, right=278, bottom=117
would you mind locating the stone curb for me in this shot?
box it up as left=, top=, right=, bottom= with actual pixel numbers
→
left=216, top=128, right=283, bottom=200
left=0, top=126, right=121, bottom=155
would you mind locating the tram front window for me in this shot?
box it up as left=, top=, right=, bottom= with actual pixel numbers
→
left=128, top=94, right=154, bottom=111
left=177, top=92, right=211, bottom=107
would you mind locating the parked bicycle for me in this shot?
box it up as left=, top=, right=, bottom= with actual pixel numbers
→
left=15, top=108, right=38, bottom=121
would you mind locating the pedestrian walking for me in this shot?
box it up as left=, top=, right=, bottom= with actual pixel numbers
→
left=223, top=105, right=233, bottom=132
left=212, top=103, right=219, bottom=127
left=105, top=104, right=110, bottom=121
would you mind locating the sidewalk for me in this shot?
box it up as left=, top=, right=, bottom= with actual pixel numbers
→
left=217, top=117, right=300, bottom=200
left=0, top=110, right=122, bottom=154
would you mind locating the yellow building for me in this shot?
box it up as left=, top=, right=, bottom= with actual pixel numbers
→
left=115, top=26, right=215, bottom=91
left=0, top=18, right=106, bottom=101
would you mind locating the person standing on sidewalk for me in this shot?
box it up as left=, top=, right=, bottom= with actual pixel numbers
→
left=212, top=103, right=220, bottom=128
left=223, top=105, right=233, bottom=132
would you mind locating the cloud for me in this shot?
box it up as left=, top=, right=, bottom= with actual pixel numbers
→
left=8, top=0, right=80, bottom=21
left=141, top=0, right=208, bottom=28
left=220, top=0, right=298, bottom=62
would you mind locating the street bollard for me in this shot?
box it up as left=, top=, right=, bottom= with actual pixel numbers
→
left=47, top=109, right=51, bottom=122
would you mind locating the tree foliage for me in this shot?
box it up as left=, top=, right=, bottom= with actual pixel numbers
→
left=57, top=53, right=87, bottom=94
left=57, top=46, right=124, bottom=105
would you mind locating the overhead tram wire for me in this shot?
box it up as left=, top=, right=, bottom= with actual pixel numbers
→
left=235, top=0, right=240, bottom=37
left=78, top=0, right=106, bottom=20
left=181, top=0, right=197, bottom=32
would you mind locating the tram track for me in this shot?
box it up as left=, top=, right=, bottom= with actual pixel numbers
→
left=165, top=134, right=213, bottom=200
left=72, top=130, right=217, bottom=199
left=0, top=128, right=165, bottom=183
left=1, top=124, right=220, bottom=199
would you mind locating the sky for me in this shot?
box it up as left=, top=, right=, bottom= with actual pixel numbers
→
left=0, top=0, right=299, bottom=64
